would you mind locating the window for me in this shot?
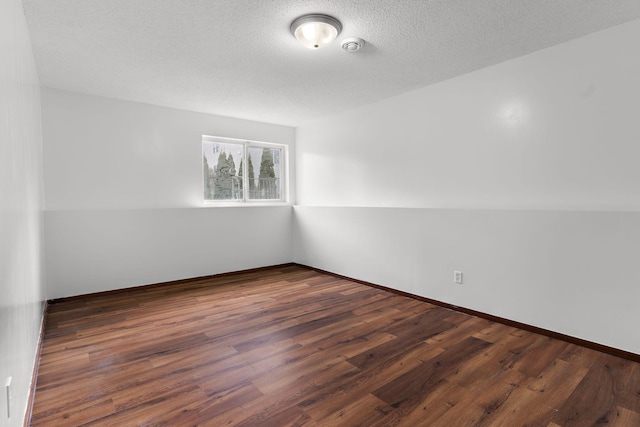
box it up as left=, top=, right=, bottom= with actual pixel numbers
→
left=202, top=136, right=286, bottom=202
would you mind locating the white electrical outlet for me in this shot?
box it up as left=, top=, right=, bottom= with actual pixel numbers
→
left=5, top=376, right=11, bottom=419
left=454, top=271, right=463, bottom=284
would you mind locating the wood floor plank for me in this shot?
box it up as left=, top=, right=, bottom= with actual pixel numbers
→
left=31, top=398, right=116, bottom=426
left=426, top=315, right=493, bottom=348
left=347, top=310, right=454, bottom=371
left=387, top=379, right=469, bottom=426
left=425, top=373, right=521, bottom=426
left=299, top=340, right=445, bottom=421
left=371, top=337, right=492, bottom=412
left=551, top=353, right=635, bottom=426
left=315, top=393, right=391, bottom=426
left=30, top=265, right=640, bottom=426
left=236, top=403, right=314, bottom=427
left=468, top=357, right=590, bottom=426
left=608, top=406, right=640, bottom=427
left=511, top=335, right=570, bottom=378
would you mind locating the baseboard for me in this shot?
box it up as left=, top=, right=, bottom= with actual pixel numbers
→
left=24, top=300, right=48, bottom=427
left=296, top=263, right=640, bottom=364
left=47, top=263, right=297, bottom=305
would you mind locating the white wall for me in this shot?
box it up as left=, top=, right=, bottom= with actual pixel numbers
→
left=294, top=207, right=640, bottom=353
left=0, top=1, right=46, bottom=426
left=295, top=19, right=640, bottom=354
left=42, top=89, right=295, bottom=298
left=43, top=88, right=295, bottom=210
left=46, top=206, right=292, bottom=298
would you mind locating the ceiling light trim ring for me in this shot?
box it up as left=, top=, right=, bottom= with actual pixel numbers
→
left=290, top=14, right=342, bottom=49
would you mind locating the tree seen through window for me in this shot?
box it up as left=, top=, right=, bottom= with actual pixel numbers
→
left=203, top=138, right=283, bottom=201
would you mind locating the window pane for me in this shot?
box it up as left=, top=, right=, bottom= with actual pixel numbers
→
left=248, top=146, right=282, bottom=200
left=203, top=140, right=244, bottom=201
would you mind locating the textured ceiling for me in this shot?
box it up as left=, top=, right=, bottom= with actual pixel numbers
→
left=23, top=0, right=640, bottom=126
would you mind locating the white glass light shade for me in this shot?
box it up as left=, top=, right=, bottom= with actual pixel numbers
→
left=290, top=14, right=342, bottom=49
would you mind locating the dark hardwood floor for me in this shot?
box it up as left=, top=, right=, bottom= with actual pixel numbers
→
left=31, top=265, right=640, bottom=426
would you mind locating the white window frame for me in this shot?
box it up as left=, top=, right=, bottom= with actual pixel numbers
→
left=202, top=135, right=288, bottom=204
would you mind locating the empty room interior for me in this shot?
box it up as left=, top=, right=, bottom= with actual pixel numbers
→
left=3, top=0, right=640, bottom=425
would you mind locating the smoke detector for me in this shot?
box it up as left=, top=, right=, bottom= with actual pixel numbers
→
left=341, top=37, right=365, bottom=52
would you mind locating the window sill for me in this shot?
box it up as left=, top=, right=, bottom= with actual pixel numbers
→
left=201, top=201, right=291, bottom=208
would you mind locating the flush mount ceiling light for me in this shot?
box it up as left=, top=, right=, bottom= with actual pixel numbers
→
left=290, top=14, right=342, bottom=49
